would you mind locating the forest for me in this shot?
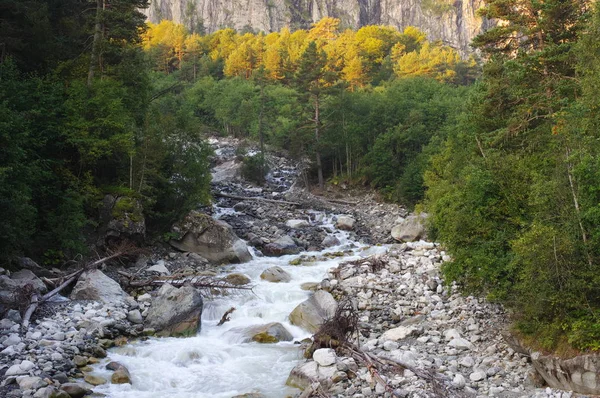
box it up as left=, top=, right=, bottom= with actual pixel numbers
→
left=1, top=0, right=599, bottom=353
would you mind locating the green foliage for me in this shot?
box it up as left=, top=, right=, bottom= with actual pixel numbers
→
left=241, top=155, right=270, bottom=185
left=425, top=0, right=600, bottom=351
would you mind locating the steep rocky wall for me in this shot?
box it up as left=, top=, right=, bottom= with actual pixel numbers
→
left=144, top=0, right=491, bottom=56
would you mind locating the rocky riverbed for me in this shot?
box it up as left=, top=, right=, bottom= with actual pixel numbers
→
left=0, top=137, right=595, bottom=398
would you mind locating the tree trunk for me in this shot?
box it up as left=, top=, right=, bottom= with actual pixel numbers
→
left=314, top=95, right=324, bottom=190
left=87, top=0, right=103, bottom=87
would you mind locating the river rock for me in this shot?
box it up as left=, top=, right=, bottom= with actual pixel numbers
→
left=145, top=283, right=203, bottom=337
left=212, top=159, right=242, bottom=182
left=531, top=352, right=600, bottom=395
left=313, top=348, right=336, bottom=366
left=335, top=215, right=355, bottom=231
left=381, top=326, right=418, bottom=341
left=60, top=383, right=90, bottom=398
left=16, top=376, right=46, bottom=390
left=147, top=260, right=170, bottom=275
left=262, top=235, right=301, bottom=256
left=169, top=211, right=251, bottom=264
left=321, top=235, right=340, bottom=247
left=11, top=269, right=47, bottom=294
left=225, top=273, right=251, bottom=286
left=286, top=219, right=310, bottom=229
left=289, top=290, right=337, bottom=333
left=127, top=309, right=143, bottom=324
left=70, top=269, right=130, bottom=305
left=111, top=367, right=132, bottom=384
left=84, top=373, right=107, bottom=385
left=0, top=270, right=47, bottom=312
left=231, top=322, right=293, bottom=343
left=391, top=214, right=427, bottom=242
left=260, top=266, right=291, bottom=283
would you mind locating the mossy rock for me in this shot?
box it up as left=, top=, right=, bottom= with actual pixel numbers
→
left=252, top=332, right=279, bottom=343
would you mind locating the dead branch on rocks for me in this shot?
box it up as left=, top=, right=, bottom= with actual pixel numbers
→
left=21, top=243, right=136, bottom=332
left=306, top=298, right=358, bottom=358
left=314, top=196, right=358, bottom=206
left=342, top=343, right=470, bottom=398
left=299, top=382, right=331, bottom=398
left=124, top=274, right=253, bottom=297
left=217, top=307, right=236, bottom=326
left=214, top=192, right=300, bottom=206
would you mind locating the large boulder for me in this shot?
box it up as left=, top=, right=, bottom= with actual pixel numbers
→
left=335, top=215, right=355, bottom=231
left=391, top=213, right=428, bottom=242
left=286, top=360, right=337, bottom=390
left=289, top=290, right=337, bottom=333
left=0, top=271, right=47, bottom=313
left=286, top=219, right=310, bottom=229
left=230, top=322, right=293, bottom=343
left=260, top=266, right=291, bottom=283
left=169, top=211, right=251, bottom=264
left=212, top=159, right=242, bottom=183
left=262, top=235, right=301, bottom=257
left=531, top=352, right=600, bottom=395
left=98, top=195, right=145, bottom=245
left=70, top=269, right=130, bottom=305
left=145, top=283, right=203, bottom=337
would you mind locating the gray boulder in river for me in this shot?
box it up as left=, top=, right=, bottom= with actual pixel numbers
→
left=289, top=290, right=337, bottom=333
left=169, top=210, right=251, bottom=264
left=145, top=283, right=203, bottom=337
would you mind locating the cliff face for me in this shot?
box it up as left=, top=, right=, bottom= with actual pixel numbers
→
left=145, top=0, right=491, bottom=56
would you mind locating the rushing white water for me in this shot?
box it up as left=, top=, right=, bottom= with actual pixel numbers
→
left=92, top=214, right=384, bottom=398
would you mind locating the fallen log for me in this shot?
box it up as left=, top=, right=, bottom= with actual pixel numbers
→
left=314, top=196, right=358, bottom=206
left=214, top=192, right=300, bottom=206
left=126, top=274, right=253, bottom=298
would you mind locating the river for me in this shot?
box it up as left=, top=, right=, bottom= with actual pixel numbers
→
left=90, top=212, right=385, bottom=398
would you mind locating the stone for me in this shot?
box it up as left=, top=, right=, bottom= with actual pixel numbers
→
left=262, top=235, right=301, bottom=257
left=60, top=383, right=90, bottom=398
left=0, top=273, right=46, bottom=312
left=286, top=219, right=310, bottom=229
left=260, top=266, right=291, bottom=283
left=5, top=360, right=34, bottom=376
left=230, top=322, right=293, bottom=343
left=469, top=371, right=486, bottom=382
left=127, top=309, right=143, bottom=324
left=106, top=361, right=127, bottom=371
left=448, top=337, right=473, bottom=350
left=300, top=282, right=319, bottom=291
left=169, top=211, right=251, bottom=264
left=11, top=269, right=47, bottom=294
left=4, top=333, right=22, bottom=346
left=452, top=373, right=466, bottom=388
left=391, top=213, right=428, bottom=242
left=211, top=159, right=242, bottom=182
left=381, top=326, right=418, bottom=341
left=6, top=309, right=22, bottom=323
left=313, top=348, right=336, bottom=367
left=16, top=376, right=46, bottom=390
left=286, top=361, right=319, bottom=390
left=147, top=260, right=170, bottom=275
left=84, top=374, right=107, bottom=386
left=289, top=290, right=337, bottom=333
left=111, top=367, right=132, bottom=384
left=335, top=215, right=355, bottom=231
left=531, top=352, right=600, bottom=395
left=144, top=283, right=203, bottom=337
left=70, top=269, right=130, bottom=305
left=225, top=273, right=251, bottom=286
left=0, top=318, right=16, bottom=329
left=73, top=356, right=88, bottom=367
left=321, top=235, right=340, bottom=248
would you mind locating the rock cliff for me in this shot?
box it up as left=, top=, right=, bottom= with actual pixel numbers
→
left=144, top=0, right=491, bottom=56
